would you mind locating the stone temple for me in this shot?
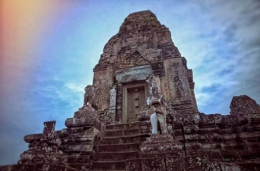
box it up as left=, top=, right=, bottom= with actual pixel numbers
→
left=1, top=10, right=260, bottom=171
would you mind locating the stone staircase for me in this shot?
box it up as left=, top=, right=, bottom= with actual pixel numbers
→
left=90, top=122, right=148, bottom=171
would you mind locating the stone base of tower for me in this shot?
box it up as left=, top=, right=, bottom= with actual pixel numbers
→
left=2, top=111, right=260, bottom=171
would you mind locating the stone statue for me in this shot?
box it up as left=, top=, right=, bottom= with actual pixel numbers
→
left=146, top=74, right=163, bottom=106
left=146, top=74, right=169, bottom=134
left=150, top=99, right=168, bottom=134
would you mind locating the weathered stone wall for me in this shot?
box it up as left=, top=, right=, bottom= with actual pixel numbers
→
left=92, top=68, right=114, bottom=112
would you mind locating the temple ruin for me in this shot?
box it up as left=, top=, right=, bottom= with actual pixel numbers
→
left=1, top=10, right=260, bottom=171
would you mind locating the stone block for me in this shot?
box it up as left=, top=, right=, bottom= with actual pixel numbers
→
left=24, top=133, right=44, bottom=143
left=249, top=113, right=260, bottom=124
left=183, top=114, right=196, bottom=125
left=113, top=123, right=126, bottom=130
left=165, top=157, right=183, bottom=171
left=98, top=143, right=139, bottom=152
left=93, top=151, right=139, bottom=161
left=209, top=149, right=222, bottom=160
left=0, top=164, right=35, bottom=171
left=239, top=132, right=256, bottom=139
left=222, top=133, right=238, bottom=140
left=126, top=122, right=140, bottom=129
left=175, top=135, right=184, bottom=141
left=237, top=149, right=256, bottom=160
left=199, top=126, right=220, bottom=134
left=173, top=129, right=182, bottom=139
left=246, top=140, right=260, bottom=150
left=121, top=136, right=140, bottom=144
left=238, top=163, right=260, bottom=171
left=183, top=125, right=199, bottom=133
left=124, top=128, right=140, bottom=135
left=173, top=114, right=183, bottom=126
left=240, top=125, right=253, bottom=132
left=221, top=141, right=245, bottom=150
left=43, top=120, right=56, bottom=137
left=67, top=164, right=88, bottom=171
left=203, top=162, right=222, bottom=171
left=67, top=155, right=90, bottom=163
left=220, top=150, right=240, bottom=162
left=252, top=124, right=260, bottom=131
left=208, top=114, right=218, bottom=125
left=64, top=144, right=93, bottom=153
left=163, top=151, right=185, bottom=158
left=184, top=133, right=199, bottom=141
left=101, top=137, right=120, bottom=144
left=126, top=159, right=142, bottom=171
left=219, top=163, right=241, bottom=171
left=183, top=156, right=205, bottom=171
left=105, top=129, right=124, bottom=137
left=221, top=115, right=239, bottom=126
left=237, top=114, right=248, bottom=124
left=185, top=142, right=202, bottom=149
left=252, top=149, right=260, bottom=158
left=201, top=143, right=220, bottom=149
left=142, top=158, right=166, bottom=171
left=91, top=161, right=125, bottom=170
left=140, top=153, right=162, bottom=159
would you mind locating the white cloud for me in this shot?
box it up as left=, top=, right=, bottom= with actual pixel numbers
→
left=65, top=82, right=85, bottom=93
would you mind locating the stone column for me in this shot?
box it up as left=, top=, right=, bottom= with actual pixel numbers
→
left=116, top=84, right=123, bottom=123
left=107, top=86, right=116, bottom=123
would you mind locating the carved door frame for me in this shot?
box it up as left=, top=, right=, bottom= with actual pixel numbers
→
left=122, top=82, right=147, bottom=123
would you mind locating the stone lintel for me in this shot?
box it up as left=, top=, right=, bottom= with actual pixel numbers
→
left=116, top=65, right=152, bottom=83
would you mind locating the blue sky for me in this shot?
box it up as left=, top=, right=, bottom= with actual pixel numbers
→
left=0, top=0, right=260, bottom=165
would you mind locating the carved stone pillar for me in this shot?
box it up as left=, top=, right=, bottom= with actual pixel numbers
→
left=107, top=86, right=116, bottom=123
left=116, top=84, right=123, bottom=123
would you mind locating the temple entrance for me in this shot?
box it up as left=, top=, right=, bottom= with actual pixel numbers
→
left=122, top=83, right=147, bottom=123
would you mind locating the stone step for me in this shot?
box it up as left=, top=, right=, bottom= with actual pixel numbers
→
left=66, top=154, right=91, bottom=163
left=98, top=143, right=140, bottom=152
left=63, top=143, right=93, bottom=153
left=105, top=128, right=140, bottom=137
left=125, top=159, right=143, bottom=170
left=101, top=135, right=141, bottom=144
left=68, top=163, right=90, bottom=170
left=0, top=164, right=81, bottom=171
left=90, top=170, right=125, bottom=171
left=106, top=122, right=140, bottom=130
left=93, top=151, right=139, bottom=161
left=91, top=161, right=125, bottom=170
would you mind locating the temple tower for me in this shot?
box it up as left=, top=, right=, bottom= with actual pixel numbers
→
left=84, top=10, right=198, bottom=124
